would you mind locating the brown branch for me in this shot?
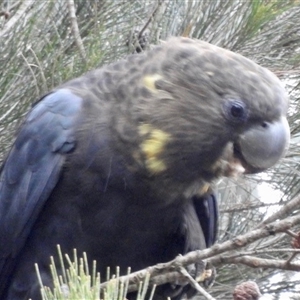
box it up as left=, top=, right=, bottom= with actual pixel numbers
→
left=258, top=193, right=300, bottom=227
left=67, top=0, right=87, bottom=63
left=28, top=48, right=48, bottom=91
left=210, top=255, right=300, bottom=271
left=218, top=248, right=300, bottom=257
left=286, top=253, right=298, bottom=264
left=178, top=267, right=216, bottom=300
left=286, top=229, right=299, bottom=238
left=100, top=213, right=300, bottom=292
left=220, top=201, right=284, bottom=213
left=19, top=52, right=40, bottom=95
left=0, top=0, right=34, bottom=39
left=138, top=0, right=165, bottom=39
left=2, top=0, right=21, bottom=12
left=176, top=213, right=300, bottom=266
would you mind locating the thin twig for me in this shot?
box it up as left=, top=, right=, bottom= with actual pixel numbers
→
left=2, top=0, right=21, bottom=12
left=209, top=255, right=300, bottom=271
left=220, top=201, right=286, bottom=213
left=19, top=52, right=39, bottom=95
left=138, top=0, right=164, bottom=39
left=225, top=248, right=300, bottom=256
left=0, top=0, right=34, bottom=39
left=258, top=193, right=300, bottom=227
left=100, top=213, right=300, bottom=292
left=178, top=267, right=216, bottom=300
left=29, top=47, right=48, bottom=91
left=286, top=253, right=298, bottom=264
left=67, top=0, right=87, bottom=63
left=285, top=229, right=299, bottom=238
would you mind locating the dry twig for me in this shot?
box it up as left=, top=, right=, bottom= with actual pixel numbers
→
left=67, top=0, right=87, bottom=63
left=211, top=255, right=300, bottom=271
left=0, top=0, right=34, bottom=39
left=100, top=213, right=300, bottom=293
left=178, top=267, right=216, bottom=300
left=258, top=193, right=300, bottom=227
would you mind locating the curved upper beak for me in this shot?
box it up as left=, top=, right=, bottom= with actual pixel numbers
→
left=236, top=116, right=290, bottom=173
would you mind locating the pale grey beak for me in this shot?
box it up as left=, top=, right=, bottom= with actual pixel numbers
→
left=236, top=116, right=290, bottom=173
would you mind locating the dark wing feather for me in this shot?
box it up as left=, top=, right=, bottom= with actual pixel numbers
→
left=164, top=192, right=218, bottom=300
left=193, top=191, right=218, bottom=247
left=0, top=89, right=82, bottom=295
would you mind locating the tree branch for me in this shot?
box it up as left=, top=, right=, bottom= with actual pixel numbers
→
left=178, top=267, right=216, bottom=300
left=210, top=255, right=300, bottom=271
left=100, top=213, right=300, bottom=293
left=0, top=0, right=34, bottom=39
left=67, top=0, right=87, bottom=63
left=138, top=0, right=165, bottom=39
left=258, top=193, right=300, bottom=227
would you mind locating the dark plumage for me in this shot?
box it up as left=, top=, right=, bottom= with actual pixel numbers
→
left=0, top=37, right=289, bottom=300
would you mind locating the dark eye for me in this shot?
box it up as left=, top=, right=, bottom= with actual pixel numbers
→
left=231, top=103, right=244, bottom=118
left=224, top=100, right=248, bottom=123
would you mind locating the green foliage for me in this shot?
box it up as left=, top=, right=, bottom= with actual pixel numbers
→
left=0, top=0, right=142, bottom=159
left=35, top=247, right=101, bottom=300
left=35, top=246, right=154, bottom=300
left=246, top=0, right=294, bottom=38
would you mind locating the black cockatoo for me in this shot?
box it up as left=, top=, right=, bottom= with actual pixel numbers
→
left=0, top=37, right=290, bottom=300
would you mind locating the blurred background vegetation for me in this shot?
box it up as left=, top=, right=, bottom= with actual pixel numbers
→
left=1, top=0, right=300, bottom=299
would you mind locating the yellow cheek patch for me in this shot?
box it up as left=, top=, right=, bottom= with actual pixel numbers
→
left=139, top=125, right=171, bottom=173
left=142, top=74, right=163, bottom=92
left=199, top=183, right=210, bottom=195
left=138, top=124, right=152, bottom=136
